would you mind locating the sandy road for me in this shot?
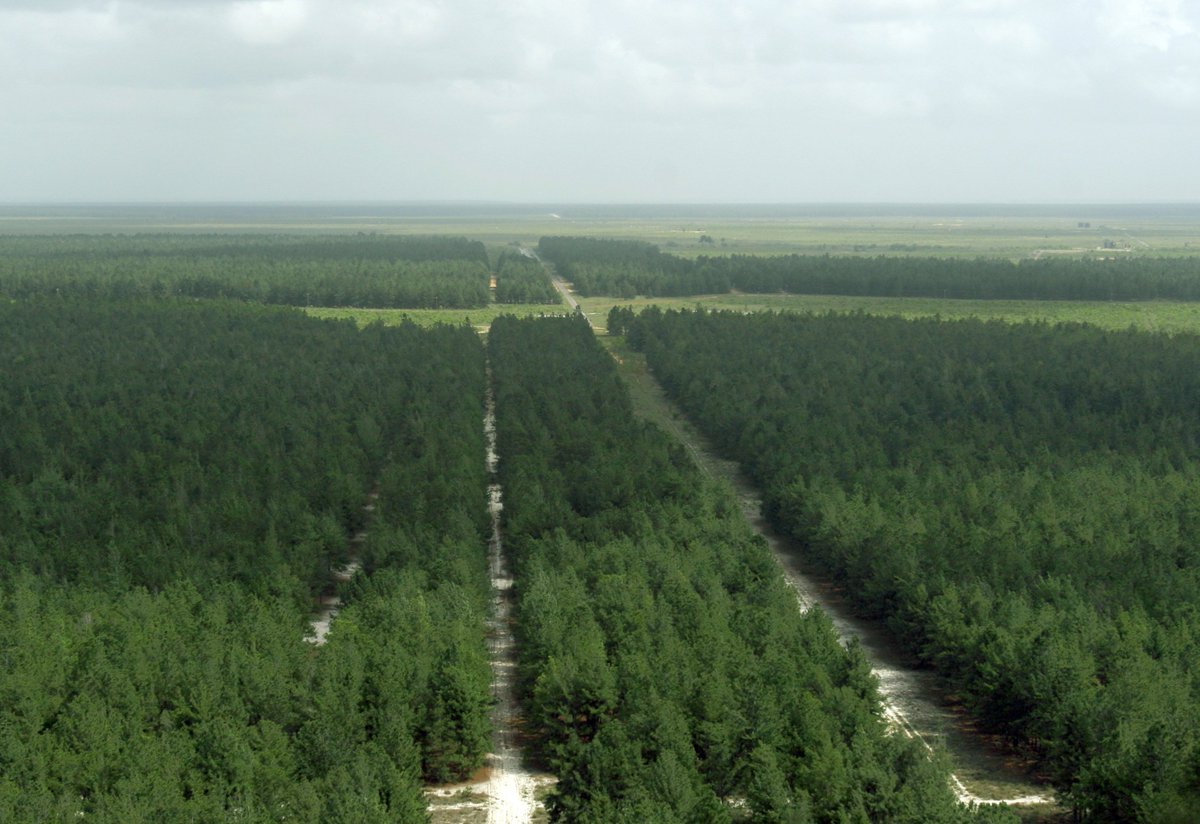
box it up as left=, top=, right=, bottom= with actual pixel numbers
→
left=428, top=370, right=553, bottom=824
left=534, top=263, right=1056, bottom=810
left=551, top=276, right=578, bottom=311
left=522, top=247, right=579, bottom=314
left=453, top=264, right=1052, bottom=810
left=614, top=342, right=1055, bottom=809
left=478, top=378, right=552, bottom=823
left=302, top=372, right=551, bottom=821
left=306, top=493, right=375, bottom=645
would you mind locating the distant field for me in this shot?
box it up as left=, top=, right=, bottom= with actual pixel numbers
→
left=648, top=216, right=1200, bottom=259
left=4, top=202, right=1200, bottom=259
left=567, top=216, right=1200, bottom=260
left=576, top=292, right=1200, bottom=336
left=305, top=303, right=569, bottom=330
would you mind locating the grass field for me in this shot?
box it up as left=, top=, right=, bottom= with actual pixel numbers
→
left=565, top=216, right=1200, bottom=260
left=304, top=303, right=568, bottom=330
left=576, top=292, right=1200, bottom=336
left=653, top=216, right=1200, bottom=259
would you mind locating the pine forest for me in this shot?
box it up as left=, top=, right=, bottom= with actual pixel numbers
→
left=3, top=222, right=1200, bottom=823
left=622, top=307, right=1200, bottom=820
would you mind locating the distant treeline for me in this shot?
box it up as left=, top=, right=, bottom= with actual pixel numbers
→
left=540, top=235, right=1200, bottom=301
left=489, top=315, right=1010, bottom=822
left=0, top=300, right=491, bottom=819
left=0, top=234, right=505, bottom=308
left=623, top=308, right=1200, bottom=821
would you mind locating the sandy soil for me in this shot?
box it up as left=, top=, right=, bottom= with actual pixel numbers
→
left=428, top=374, right=554, bottom=824
left=605, top=323, right=1056, bottom=811
left=306, top=496, right=374, bottom=645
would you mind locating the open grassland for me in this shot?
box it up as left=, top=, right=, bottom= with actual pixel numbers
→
left=305, top=303, right=569, bottom=330
left=576, top=292, right=1200, bottom=336
left=548, top=216, right=1200, bottom=260
left=646, top=216, right=1200, bottom=259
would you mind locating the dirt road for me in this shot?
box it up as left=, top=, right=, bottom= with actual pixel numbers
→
left=306, top=493, right=374, bottom=645
left=522, top=247, right=579, bottom=313
left=427, top=370, right=553, bottom=824
left=609, top=341, right=1054, bottom=809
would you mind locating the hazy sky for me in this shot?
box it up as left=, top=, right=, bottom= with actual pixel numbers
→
left=2, top=0, right=1197, bottom=203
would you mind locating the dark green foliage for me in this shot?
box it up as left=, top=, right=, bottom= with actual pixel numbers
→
left=1, top=300, right=386, bottom=593
left=495, top=251, right=561, bottom=304
left=0, top=301, right=492, bottom=819
left=0, top=234, right=491, bottom=308
left=489, top=315, right=995, bottom=822
left=541, top=235, right=1200, bottom=301
left=628, top=308, right=1200, bottom=820
left=538, top=236, right=716, bottom=298
left=700, top=254, right=1200, bottom=301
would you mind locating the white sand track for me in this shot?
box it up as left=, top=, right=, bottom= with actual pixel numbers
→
left=428, top=371, right=553, bottom=824
left=581, top=293, right=1057, bottom=810
left=307, top=497, right=374, bottom=645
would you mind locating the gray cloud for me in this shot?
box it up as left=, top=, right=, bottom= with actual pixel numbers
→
left=1, top=0, right=1198, bottom=201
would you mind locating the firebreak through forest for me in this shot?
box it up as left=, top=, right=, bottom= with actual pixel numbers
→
left=0, top=301, right=493, bottom=820
left=620, top=307, right=1200, bottom=821
left=10, top=227, right=1199, bottom=822
left=0, top=298, right=1016, bottom=822
left=489, top=315, right=1012, bottom=822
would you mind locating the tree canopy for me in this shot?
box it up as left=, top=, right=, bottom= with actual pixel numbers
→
left=626, top=307, right=1200, bottom=820
left=540, top=235, right=1200, bottom=301
left=489, top=314, right=1008, bottom=823
left=0, top=234, right=493, bottom=308
left=0, top=299, right=492, bottom=821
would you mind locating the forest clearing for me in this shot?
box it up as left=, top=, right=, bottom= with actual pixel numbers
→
left=4, top=206, right=1200, bottom=821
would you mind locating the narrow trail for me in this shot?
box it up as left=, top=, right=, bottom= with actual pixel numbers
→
left=550, top=274, right=578, bottom=311
left=306, top=492, right=375, bottom=645
left=612, top=343, right=1055, bottom=810
left=303, top=374, right=553, bottom=820
left=427, top=365, right=554, bottom=824
left=535, top=263, right=1057, bottom=811
left=522, top=247, right=579, bottom=316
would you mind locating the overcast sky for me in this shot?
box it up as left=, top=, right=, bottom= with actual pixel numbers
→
left=2, top=0, right=1197, bottom=203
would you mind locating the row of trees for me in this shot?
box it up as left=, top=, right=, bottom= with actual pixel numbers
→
left=623, top=307, right=1200, bottom=820
left=540, top=235, right=1200, bottom=301
left=537, top=236, right=699, bottom=299
left=695, top=254, right=1200, bottom=301
left=0, top=234, right=559, bottom=308
left=488, top=315, right=1009, bottom=822
left=0, top=300, right=492, bottom=820
left=0, top=233, right=490, bottom=265
left=494, top=251, right=561, bottom=304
